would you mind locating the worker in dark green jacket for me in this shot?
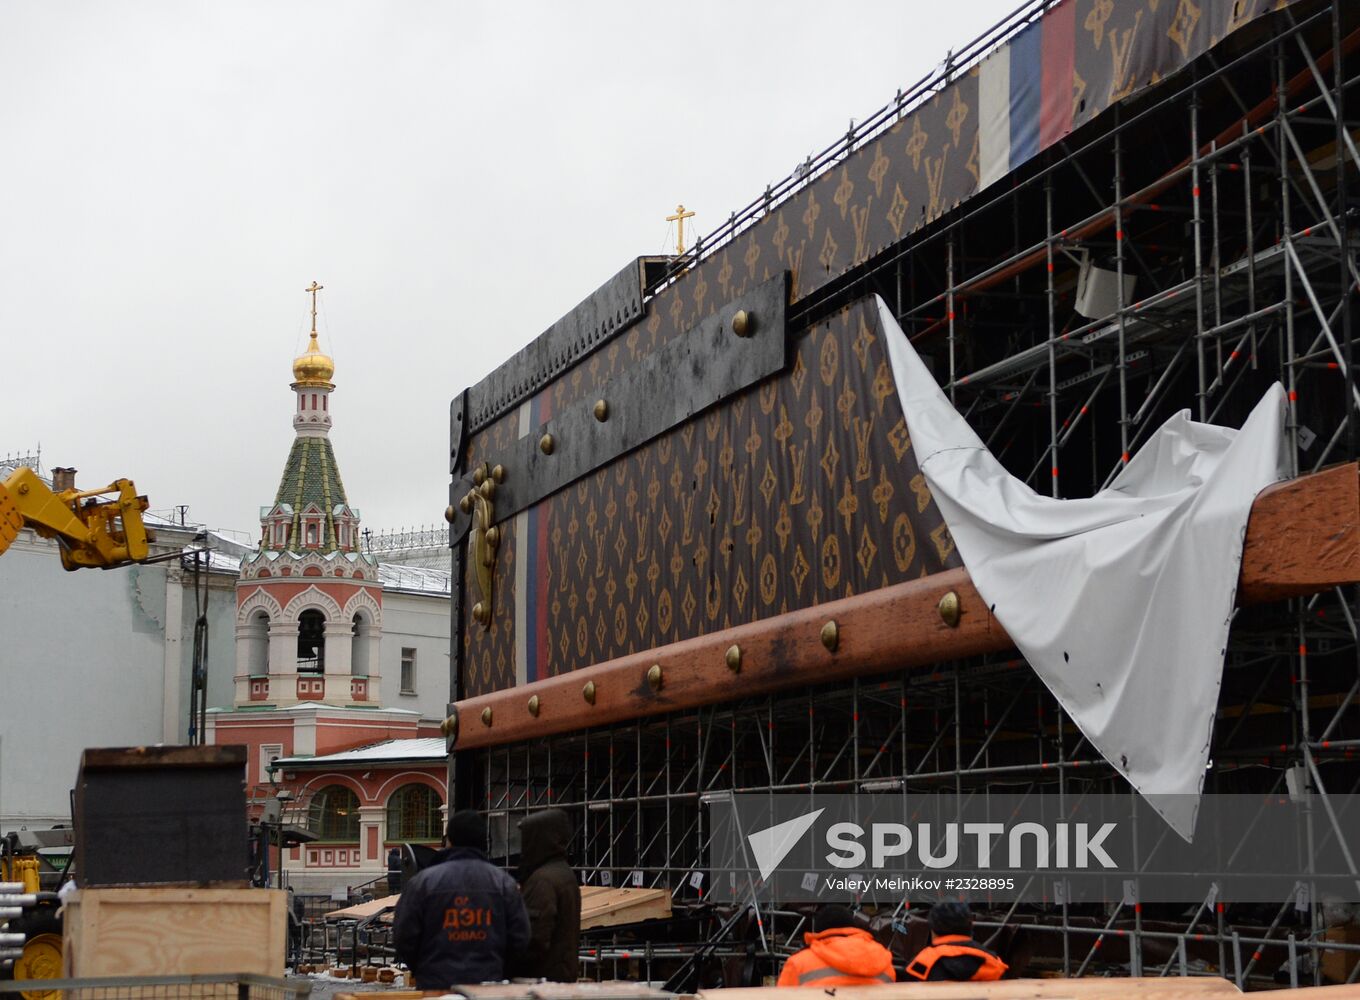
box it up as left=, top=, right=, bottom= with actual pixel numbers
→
left=514, top=808, right=581, bottom=981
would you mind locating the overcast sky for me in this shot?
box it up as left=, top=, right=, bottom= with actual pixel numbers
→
left=1, top=1, right=1018, bottom=542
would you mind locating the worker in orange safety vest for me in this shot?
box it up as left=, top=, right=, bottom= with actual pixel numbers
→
left=777, top=905, right=896, bottom=987
left=904, top=901, right=1008, bottom=982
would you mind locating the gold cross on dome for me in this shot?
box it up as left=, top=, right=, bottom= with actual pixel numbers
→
left=305, top=281, right=324, bottom=334
left=666, top=204, right=696, bottom=255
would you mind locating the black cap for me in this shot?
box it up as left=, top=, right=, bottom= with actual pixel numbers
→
left=928, top=900, right=973, bottom=937
left=446, top=809, right=488, bottom=850
left=812, top=904, right=858, bottom=933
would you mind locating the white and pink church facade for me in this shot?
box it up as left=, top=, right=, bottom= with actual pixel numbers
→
left=208, top=293, right=448, bottom=893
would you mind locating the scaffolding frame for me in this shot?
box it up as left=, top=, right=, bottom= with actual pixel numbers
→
left=467, top=1, right=1360, bottom=988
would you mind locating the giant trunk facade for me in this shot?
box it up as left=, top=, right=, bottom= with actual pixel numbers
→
left=444, top=0, right=1360, bottom=985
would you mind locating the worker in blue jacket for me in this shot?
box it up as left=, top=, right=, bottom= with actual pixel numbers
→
left=393, top=810, right=529, bottom=986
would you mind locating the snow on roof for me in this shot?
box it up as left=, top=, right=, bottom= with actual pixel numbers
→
left=378, top=562, right=451, bottom=595
left=274, top=737, right=447, bottom=767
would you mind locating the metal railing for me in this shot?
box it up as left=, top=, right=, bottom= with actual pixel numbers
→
left=0, top=974, right=309, bottom=1000
left=643, top=0, right=1057, bottom=295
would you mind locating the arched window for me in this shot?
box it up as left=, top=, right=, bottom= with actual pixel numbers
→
left=309, top=784, right=359, bottom=841
left=245, top=610, right=269, bottom=676
left=306, top=523, right=318, bottom=546
left=297, top=609, right=326, bottom=673
left=386, top=784, right=442, bottom=842
left=351, top=612, right=372, bottom=676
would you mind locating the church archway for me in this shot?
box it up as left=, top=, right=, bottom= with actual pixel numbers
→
left=297, top=609, right=326, bottom=673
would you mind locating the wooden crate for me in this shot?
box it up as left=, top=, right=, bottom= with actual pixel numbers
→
left=63, top=887, right=286, bottom=977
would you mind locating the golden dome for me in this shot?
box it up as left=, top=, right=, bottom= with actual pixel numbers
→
left=292, top=331, right=335, bottom=388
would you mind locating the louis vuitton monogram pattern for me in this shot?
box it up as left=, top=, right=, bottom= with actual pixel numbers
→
left=459, top=0, right=1298, bottom=696
left=462, top=298, right=962, bottom=695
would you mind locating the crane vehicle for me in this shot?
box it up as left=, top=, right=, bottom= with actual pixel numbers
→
left=0, top=466, right=149, bottom=570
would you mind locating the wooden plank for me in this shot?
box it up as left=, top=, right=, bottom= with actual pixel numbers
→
left=62, top=887, right=286, bottom=978
left=579, top=887, right=671, bottom=930
left=325, top=892, right=399, bottom=919
left=452, top=465, right=1360, bottom=751
left=700, top=978, right=1242, bottom=998
left=78, top=745, right=247, bottom=769
left=1239, top=463, right=1360, bottom=603
left=326, top=886, right=668, bottom=931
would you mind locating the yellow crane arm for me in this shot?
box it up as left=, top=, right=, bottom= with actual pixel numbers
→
left=0, top=467, right=150, bottom=570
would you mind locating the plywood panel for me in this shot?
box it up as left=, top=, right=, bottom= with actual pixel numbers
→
left=63, top=887, right=286, bottom=978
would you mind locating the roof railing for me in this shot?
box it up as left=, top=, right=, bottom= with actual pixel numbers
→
left=645, top=0, right=1055, bottom=297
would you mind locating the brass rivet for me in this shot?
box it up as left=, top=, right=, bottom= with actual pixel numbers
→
left=593, top=399, right=609, bottom=422
left=473, top=466, right=487, bottom=486
left=820, top=620, right=839, bottom=653
left=491, top=464, right=506, bottom=483
left=527, top=694, right=540, bottom=717
left=647, top=664, right=663, bottom=691
left=731, top=310, right=753, bottom=337
left=540, top=433, right=555, bottom=455
left=460, top=492, right=473, bottom=514
left=725, top=644, right=742, bottom=672
left=439, top=713, right=458, bottom=739
left=938, top=591, right=961, bottom=628
left=480, top=479, right=495, bottom=500
left=582, top=680, right=597, bottom=705
left=480, top=707, right=493, bottom=727
left=444, top=505, right=456, bottom=524
left=472, top=601, right=488, bottom=625
left=486, top=525, right=500, bottom=548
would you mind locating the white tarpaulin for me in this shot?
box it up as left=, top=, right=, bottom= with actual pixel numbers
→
left=877, top=296, right=1289, bottom=840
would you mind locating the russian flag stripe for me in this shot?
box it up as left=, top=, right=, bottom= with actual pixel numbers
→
left=1040, top=0, right=1077, bottom=148
left=978, top=45, right=1012, bottom=190
left=1008, top=21, right=1043, bottom=168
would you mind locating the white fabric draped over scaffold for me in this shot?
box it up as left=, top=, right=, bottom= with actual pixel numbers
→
left=877, top=295, right=1289, bottom=840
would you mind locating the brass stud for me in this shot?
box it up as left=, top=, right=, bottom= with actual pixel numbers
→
left=459, top=492, right=473, bottom=514
left=527, top=694, right=540, bottom=717
left=725, top=644, right=742, bottom=672
left=491, top=464, right=506, bottom=483
left=938, top=591, right=961, bottom=628
left=480, top=707, right=493, bottom=727
left=820, top=620, right=839, bottom=653
left=582, top=680, right=597, bottom=705
left=439, top=713, right=458, bottom=739
left=473, top=466, right=487, bottom=486
left=486, top=525, right=501, bottom=548
left=444, top=505, right=456, bottom=524
left=731, top=310, right=752, bottom=337
left=593, top=399, right=609, bottom=422
left=647, top=664, right=663, bottom=691
left=540, top=433, right=555, bottom=455
left=480, top=479, right=496, bottom=500
left=472, top=601, right=488, bottom=625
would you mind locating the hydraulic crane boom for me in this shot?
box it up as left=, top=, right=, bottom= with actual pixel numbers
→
left=0, top=466, right=150, bottom=570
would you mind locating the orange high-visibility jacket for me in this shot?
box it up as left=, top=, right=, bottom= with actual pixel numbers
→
left=904, top=934, right=1008, bottom=982
left=777, top=926, right=897, bottom=987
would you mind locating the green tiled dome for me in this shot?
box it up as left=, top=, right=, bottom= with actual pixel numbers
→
left=273, top=436, right=350, bottom=553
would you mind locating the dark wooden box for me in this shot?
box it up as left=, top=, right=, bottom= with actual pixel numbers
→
left=73, top=745, right=248, bottom=887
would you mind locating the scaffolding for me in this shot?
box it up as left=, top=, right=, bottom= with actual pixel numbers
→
left=464, top=0, right=1360, bottom=988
